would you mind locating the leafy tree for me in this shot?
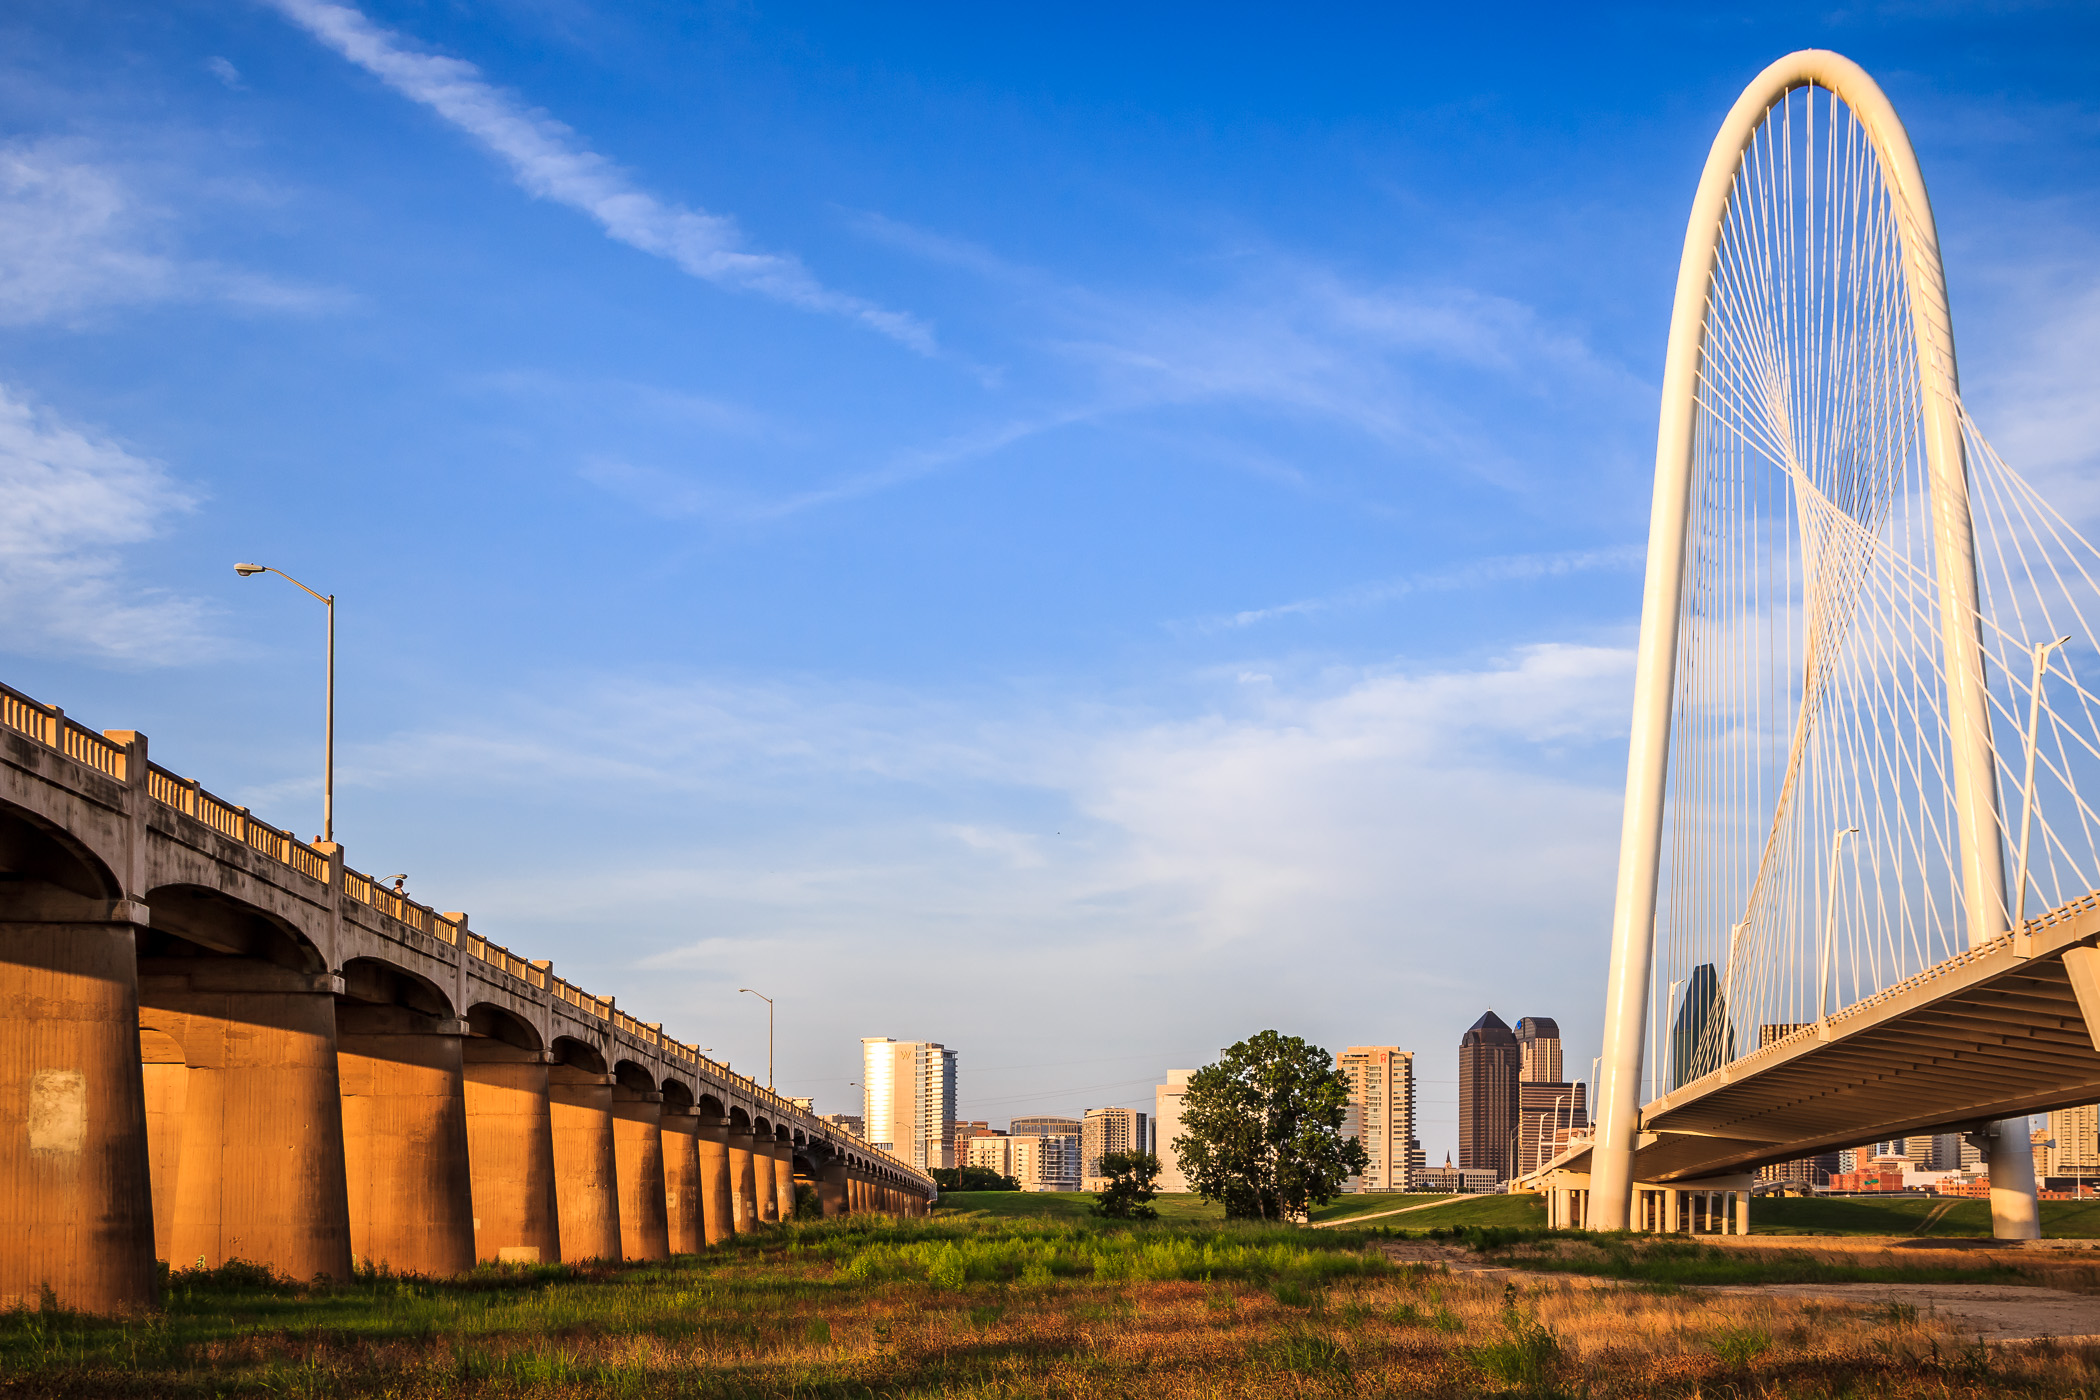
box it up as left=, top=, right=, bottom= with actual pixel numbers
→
left=1091, top=1150, right=1161, bottom=1220
left=1174, top=1030, right=1368, bottom=1220
left=931, top=1164, right=1021, bottom=1191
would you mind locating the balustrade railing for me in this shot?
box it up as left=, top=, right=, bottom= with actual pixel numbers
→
left=2, top=677, right=925, bottom=1182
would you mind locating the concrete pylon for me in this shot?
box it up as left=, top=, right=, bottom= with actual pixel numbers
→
left=818, top=1158, right=846, bottom=1217
left=661, top=1107, right=703, bottom=1254
left=611, top=1082, right=669, bottom=1262
left=757, top=1138, right=781, bottom=1224
left=336, top=1004, right=475, bottom=1276
left=695, top=1115, right=733, bottom=1245
left=461, top=1040, right=560, bottom=1264
left=138, top=960, right=353, bottom=1281
left=772, top=1138, right=795, bottom=1222
left=547, top=1062, right=622, bottom=1261
left=0, top=917, right=157, bottom=1313
left=725, top=1126, right=759, bottom=1233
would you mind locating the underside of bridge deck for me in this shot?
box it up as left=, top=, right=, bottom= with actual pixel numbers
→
left=1558, top=893, right=2100, bottom=1186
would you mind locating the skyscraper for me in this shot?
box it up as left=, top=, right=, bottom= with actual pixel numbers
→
left=1337, top=1046, right=1422, bottom=1191
left=1458, top=1011, right=1520, bottom=1180
left=1669, top=964, right=1733, bottom=1089
left=861, top=1037, right=959, bottom=1172
left=1515, top=1017, right=1562, bottom=1084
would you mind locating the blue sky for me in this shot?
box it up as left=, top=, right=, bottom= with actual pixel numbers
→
left=2, top=1, right=2096, bottom=1159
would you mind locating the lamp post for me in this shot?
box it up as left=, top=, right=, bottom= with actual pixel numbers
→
left=740, top=988, right=774, bottom=1091
left=234, top=563, right=335, bottom=843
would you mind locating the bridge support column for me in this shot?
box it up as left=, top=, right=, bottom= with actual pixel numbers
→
left=336, top=1005, right=475, bottom=1276
left=725, top=1125, right=759, bottom=1233
left=757, top=1139, right=781, bottom=1224
left=1987, top=1118, right=2042, bottom=1241
left=612, top=1084, right=669, bottom=1261
left=462, top=1041, right=560, bottom=1264
left=696, top=1116, right=733, bottom=1244
left=0, top=917, right=157, bottom=1313
left=819, top=1159, right=846, bottom=1217
left=548, top=1063, right=622, bottom=1261
left=773, top=1139, right=796, bottom=1221
left=138, top=960, right=353, bottom=1281
left=662, top=1107, right=702, bottom=1254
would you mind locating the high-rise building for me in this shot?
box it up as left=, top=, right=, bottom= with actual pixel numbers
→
left=1336, top=1046, right=1421, bottom=1192
left=1515, top=1018, right=1562, bottom=1085
left=1517, top=1082, right=1588, bottom=1177
left=818, top=1112, right=864, bottom=1139
left=1670, top=964, right=1732, bottom=1089
left=2048, top=1104, right=2100, bottom=1181
left=1081, top=1107, right=1149, bottom=1190
left=861, top=1037, right=959, bottom=1172
left=1757, top=1152, right=1840, bottom=1186
left=1458, top=1011, right=1520, bottom=1180
left=1154, top=1071, right=1197, bottom=1193
left=969, top=1132, right=1082, bottom=1192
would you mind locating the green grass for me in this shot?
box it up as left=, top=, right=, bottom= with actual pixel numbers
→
left=1384, top=1193, right=1548, bottom=1231
left=1305, top=1192, right=1447, bottom=1222
left=1751, top=1194, right=2100, bottom=1237
left=1458, top=1230, right=2031, bottom=1288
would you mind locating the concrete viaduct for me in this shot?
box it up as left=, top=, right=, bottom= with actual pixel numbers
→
left=0, top=679, right=935, bottom=1314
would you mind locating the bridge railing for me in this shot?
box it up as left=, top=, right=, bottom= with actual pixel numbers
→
left=2, top=683, right=129, bottom=782
left=3, top=678, right=926, bottom=1184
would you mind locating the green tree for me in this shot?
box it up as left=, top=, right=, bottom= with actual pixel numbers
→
left=1174, top=1030, right=1368, bottom=1220
left=931, top=1164, right=1021, bottom=1191
left=1090, top=1150, right=1161, bottom=1220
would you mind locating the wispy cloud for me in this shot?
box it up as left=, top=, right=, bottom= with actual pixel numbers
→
left=266, top=0, right=934, bottom=353
left=0, top=385, right=220, bottom=664
left=0, top=139, right=335, bottom=324
left=1187, top=544, right=1647, bottom=632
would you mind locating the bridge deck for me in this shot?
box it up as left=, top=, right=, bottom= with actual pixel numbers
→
left=1553, top=894, right=2100, bottom=1184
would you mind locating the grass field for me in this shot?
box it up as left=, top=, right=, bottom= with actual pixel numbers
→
left=934, top=1190, right=1549, bottom=1230
left=1752, top=1195, right=2100, bottom=1237
left=8, top=1214, right=2099, bottom=1398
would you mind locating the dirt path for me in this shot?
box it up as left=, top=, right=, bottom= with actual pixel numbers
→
left=1375, top=1240, right=2100, bottom=1344
left=1308, top=1195, right=1483, bottom=1229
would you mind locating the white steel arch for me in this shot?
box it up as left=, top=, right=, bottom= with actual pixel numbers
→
left=1589, top=50, right=2038, bottom=1235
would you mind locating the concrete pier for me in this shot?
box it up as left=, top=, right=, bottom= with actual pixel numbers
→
left=0, top=918, right=157, bottom=1313
left=461, top=1039, right=561, bottom=1263
left=137, top=961, right=354, bottom=1281
left=696, top=1115, right=734, bottom=1244
left=611, top=1075, right=669, bottom=1262
left=336, top=1003, right=475, bottom=1276
left=547, top=1056, right=622, bottom=1261
left=661, top=1103, right=703, bottom=1254
left=772, top=1137, right=796, bottom=1221
left=725, top=1125, right=759, bottom=1233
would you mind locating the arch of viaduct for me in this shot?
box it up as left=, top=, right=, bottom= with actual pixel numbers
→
left=0, top=680, right=934, bottom=1314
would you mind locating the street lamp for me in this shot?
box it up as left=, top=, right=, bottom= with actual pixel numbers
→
left=235, top=563, right=336, bottom=843
left=739, top=988, right=774, bottom=1091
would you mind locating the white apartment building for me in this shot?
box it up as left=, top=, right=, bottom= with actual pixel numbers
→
left=1081, top=1107, right=1150, bottom=1191
left=1337, top=1046, right=1422, bottom=1192
left=968, top=1132, right=1081, bottom=1192
left=2049, top=1104, right=2100, bottom=1179
left=861, top=1037, right=959, bottom=1172
left=1154, top=1070, right=1196, bottom=1193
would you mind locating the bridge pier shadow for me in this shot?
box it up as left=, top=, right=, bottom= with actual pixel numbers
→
left=462, top=1008, right=560, bottom=1264
left=612, top=1064, right=670, bottom=1262
left=547, top=1042, right=622, bottom=1262
left=696, top=1107, right=735, bottom=1243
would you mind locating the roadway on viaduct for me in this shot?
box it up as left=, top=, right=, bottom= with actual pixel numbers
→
left=0, top=679, right=934, bottom=1313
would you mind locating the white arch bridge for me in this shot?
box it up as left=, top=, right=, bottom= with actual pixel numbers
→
left=0, top=680, right=933, bottom=1314
left=1535, top=51, right=2100, bottom=1240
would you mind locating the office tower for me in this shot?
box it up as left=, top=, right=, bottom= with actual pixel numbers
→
left=1458, top=1011, right=1520, bottom=1180
left=1081, top=1107, right=1149, bottom=1190
left=1669, top=964, right=1733, bottom=1090
left=861, top=1037, right=959, bottom=1172
left=969, top=1132, right=1082, bottom=1192
left=2049, top=1104, right=2100, bottom=1181
left=1517, top=1081, right=1588, bottom=1176
left=1515, top=1018, right=1562, bottom=1085
left=1756, top=1152, right=1841, bottom=1186
left=1336, top=1046, right=1420, bottom=1192
left=1154, top=1070, right=1196, bottom=1192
